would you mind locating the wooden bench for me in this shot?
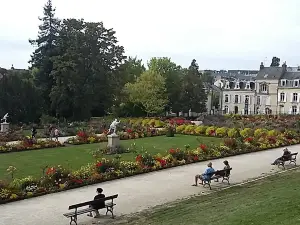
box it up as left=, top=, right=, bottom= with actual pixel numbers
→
left=63, top=194, right=118, bottom=225
left=277, top=153, right=298, bottom=169
left=202, top=168, right=232, bottom=190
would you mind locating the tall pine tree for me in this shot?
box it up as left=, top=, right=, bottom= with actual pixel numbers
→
left=29, top=0, right=60, bottom=115
left=180, top=59, right=207, bottom=114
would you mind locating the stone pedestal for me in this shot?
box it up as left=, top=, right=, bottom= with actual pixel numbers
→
left=0, top=122, right=9, bottom=132
left=107, top=133, right=120, bottom=153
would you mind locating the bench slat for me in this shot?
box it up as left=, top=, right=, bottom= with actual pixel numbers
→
left=63, top=208, right=95, bottom=217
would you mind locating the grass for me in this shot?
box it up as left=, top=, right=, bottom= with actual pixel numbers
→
left=121, top=169, right=300, bottom=225
left=0, top=135, right=221, bottom=179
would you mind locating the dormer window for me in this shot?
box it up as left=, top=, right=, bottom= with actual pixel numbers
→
left=294, top=80, right=299, bottom=87
left=234, top=82, right=240, bottom=89
left=225, top=82, right=230, bottom=89
left=245, top=82, right=250, bottom=89
left=281, top=79, right=286, bottom=86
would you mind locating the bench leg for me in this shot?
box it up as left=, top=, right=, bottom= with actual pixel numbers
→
left=222, top=177, right=230, bottom=185
left=70, top=216, right=77, bottom=225
left=106, top=206, right=115, bottom=219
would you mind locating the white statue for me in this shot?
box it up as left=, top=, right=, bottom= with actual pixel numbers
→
left=1, top=113, right=8, bottom=123
left=108, top=119, right=120, bottom=134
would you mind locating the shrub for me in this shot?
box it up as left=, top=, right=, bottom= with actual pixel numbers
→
left=206, top=126, right=216, bottom=136
left=176, top=125, right=186, bottom=133
left=254, top=128, right=267, bottom=138
left=239, top=128, right=253, bottom=138
left=227, top=128, right=239, bottom=138
left=184, top=125, right=195, bottom=134
left=267, top=129, right=279, bottom=137
left=223, top=138, right=238, bottom=148
left=195, top=126, right=208, bottom=135
left=216, top=127, right=228, bottom=137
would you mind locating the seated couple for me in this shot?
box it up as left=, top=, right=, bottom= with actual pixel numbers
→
left=192, top=160, right=230, bottom=186
left=271, top=148, right=291, bottom=165
left=87, top=188, right=105, bottom=218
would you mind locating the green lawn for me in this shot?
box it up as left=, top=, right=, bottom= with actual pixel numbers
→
left=0, top=135, right=221, bottom=179
left=122, top=169, right=300, bottom=225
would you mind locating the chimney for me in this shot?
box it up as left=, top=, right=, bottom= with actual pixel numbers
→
left=282, top=61, right=287, bottom=71
left=260, top=62, right=264, bottom=70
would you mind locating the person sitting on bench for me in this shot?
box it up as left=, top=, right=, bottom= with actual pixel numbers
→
left=87, top=188, right=105, bottom=218
left=215, top=160, right=231, bottom=177
left=192, top=162, right=215, bottom=186
left=271, top=148, right=291, bottom=165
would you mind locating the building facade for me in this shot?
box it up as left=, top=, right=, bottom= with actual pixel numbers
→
left=218, top=62, right=300, bottom=115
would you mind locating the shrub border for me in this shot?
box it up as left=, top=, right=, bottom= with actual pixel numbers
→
left=1, top=141, right=298, bottom=205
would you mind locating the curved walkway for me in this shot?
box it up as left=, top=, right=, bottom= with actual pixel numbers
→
left=0, top=145, right=298, bottom=225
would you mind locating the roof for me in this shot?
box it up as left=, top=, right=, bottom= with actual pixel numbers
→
left=281, top=72, right=300, bottom=80
left=256, top=67, right=284, bottom=80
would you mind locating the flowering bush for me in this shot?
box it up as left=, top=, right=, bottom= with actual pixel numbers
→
left=0, top=139, right=64, bottom=153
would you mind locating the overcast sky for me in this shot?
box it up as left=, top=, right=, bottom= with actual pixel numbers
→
left=1, top=0, right=300, bottom=70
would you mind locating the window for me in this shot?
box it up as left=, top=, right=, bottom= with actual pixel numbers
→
left=245, top=95, right=249, bottom=104
left=293, top=93, right=298, bottom=102
left=224, top=105, right=229, bottom=114
left=261, top=83, right=267, bottom=93
left=245, top=83, right=250, bottom=89
left=281, top=80, right=286, bottom=86
left=294, top=80, right=299, bottom=87
left=292, top=106, right=297, bottom=115
left=234, top=95, right=239, bottom=103
left=225, top=83, right=230, bottom=89
left=257, top=96, right=261, bottom=105
left=225, top=94, right=229, bottom=103
left=280, top=93, right=285, bottom=102
left=235, top=82, right=240, bottom=89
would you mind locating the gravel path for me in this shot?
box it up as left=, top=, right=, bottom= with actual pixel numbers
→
left=0, top=144, right=298, bottom=225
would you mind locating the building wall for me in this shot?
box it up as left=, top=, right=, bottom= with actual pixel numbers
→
left=255, top=79, right=279, bottom=114
left=277, top=88, right=300, bottom=114
left=222, top=90, right=256, bottom=114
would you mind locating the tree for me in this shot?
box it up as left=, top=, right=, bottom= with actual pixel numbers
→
left=29, top=0, right=60, bottom=115
left=270, top=56, right=280, bottom=67
left=0, top=71, right=42, bottom=123
left=147, top=57, right=183, bottom=113
left=50, top=19, right=125, bottom=120
left=110, top=57, right=145, bottom=116
left=125, top=70, right=168, bottom=115
left=180, top=59, right=207, bottom=113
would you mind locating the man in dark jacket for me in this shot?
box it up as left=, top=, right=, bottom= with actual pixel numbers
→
left=271, top=148, right=291, bottom=165
left=88, top=188, right=105, bottom=218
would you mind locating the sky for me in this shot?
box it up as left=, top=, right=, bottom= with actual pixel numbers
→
left=1, top=0, right=300, bottom=70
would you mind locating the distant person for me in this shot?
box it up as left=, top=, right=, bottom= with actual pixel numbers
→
left=87, top=188, right=105, bottom=218
left=215, top=160, right=231, bottom=177
left=31, top=127, right=37, bottom=140
left=54, top=128, right=59, bottom=142
left=49, top=124, right=54, bottom=140
left=271, top=148, right=291, bottom=165
left=223, top=160, right=230, bottom=170
left=192, top=162, right=215, bottom=186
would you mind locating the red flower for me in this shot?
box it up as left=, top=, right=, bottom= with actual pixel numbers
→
left=136, top=155, right=142, bottom=162
left=46, top=167, right=56, bottom=175
left=193, top=156, right=199, bottom=161
left=127, top=129, right=132, bottom=133
left=245, top=137, right=253, bottom=143
left=169, top=148, right=176, bottom=154
left=96, top=162, right=103, bottom=167
left=209, top=130, right=216, bottom=136
left=199, top=144, right=207, bottom=151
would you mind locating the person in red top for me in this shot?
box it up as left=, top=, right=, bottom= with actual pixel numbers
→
left=87, top=188, right=105, bottom=218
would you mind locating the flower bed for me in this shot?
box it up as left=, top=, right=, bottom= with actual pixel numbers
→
left=0, top=137, right=64, bottom=153
left=65, top=128, right=167, bottom=145
left=1, top=128, right=300, bottom=204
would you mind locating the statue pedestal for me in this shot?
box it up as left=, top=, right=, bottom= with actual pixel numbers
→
left=1, top=122, right=9, bottom=132
left=107, top=133, right=120, bottom=153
